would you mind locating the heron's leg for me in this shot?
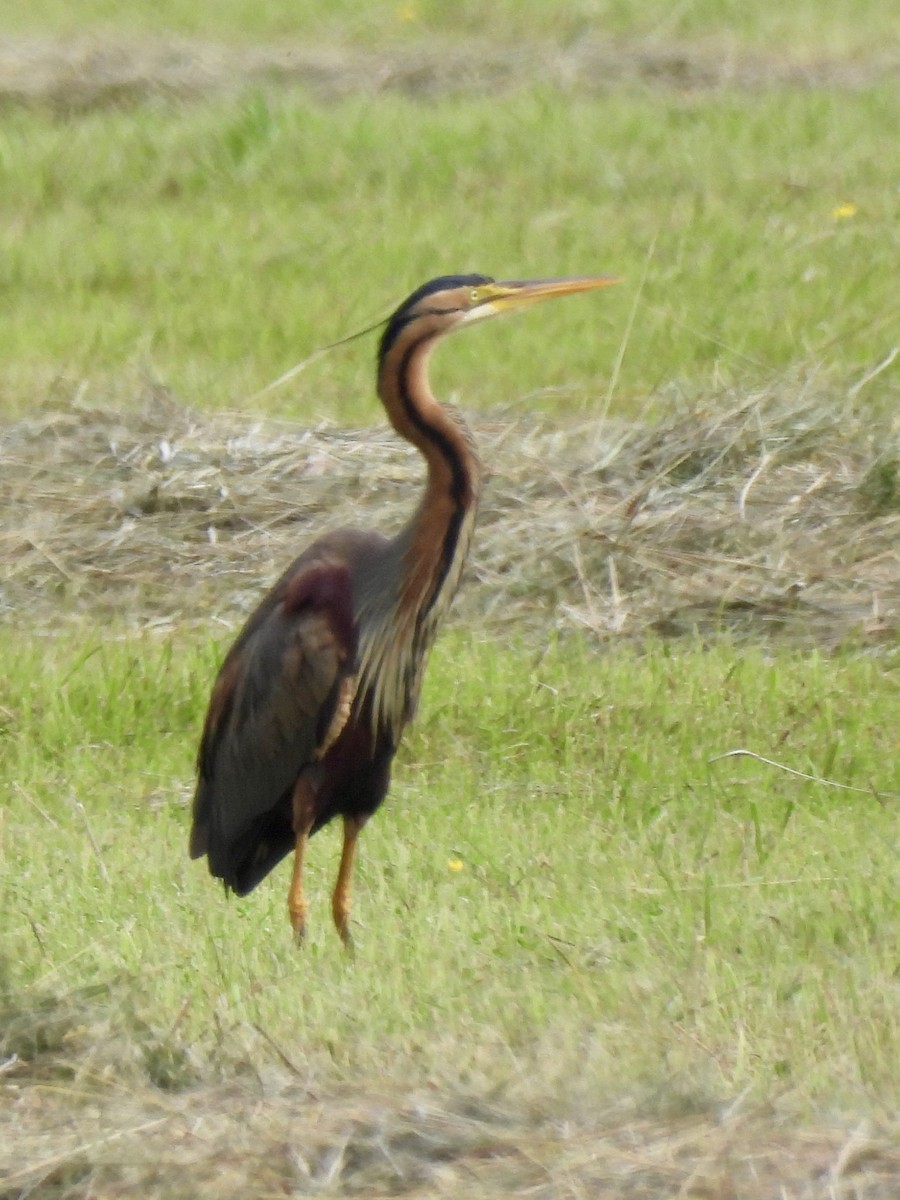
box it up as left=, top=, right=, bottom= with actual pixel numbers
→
left=332, top=815, right=365, bottom=950
left=288, top=779, right=316, bottom=946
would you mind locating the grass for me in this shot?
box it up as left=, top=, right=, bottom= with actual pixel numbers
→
left=3, top=629, right=898, bottom=1110
left=1, top=5, right=899, bottom=1191
left=0, top=78, right=898, bottom=421
left=4, top=0, right=899, bottom=56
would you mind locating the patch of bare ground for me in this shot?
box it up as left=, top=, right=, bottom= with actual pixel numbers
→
left=0, top=34, right=898, bottom=111
left=1, top=380, right=898, bottom=647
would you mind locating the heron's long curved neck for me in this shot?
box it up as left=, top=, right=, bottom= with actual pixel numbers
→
left=377, top=325, right=481, bottom=625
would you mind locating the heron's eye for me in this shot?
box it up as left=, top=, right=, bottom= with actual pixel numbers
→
left=469, top=288, right=481, bottom=304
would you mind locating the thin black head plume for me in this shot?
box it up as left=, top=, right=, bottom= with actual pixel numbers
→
left=378, top=274, right=494, bottom=365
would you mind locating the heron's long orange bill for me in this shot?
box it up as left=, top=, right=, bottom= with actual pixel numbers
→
left=481, top=275, right=621, bottom=314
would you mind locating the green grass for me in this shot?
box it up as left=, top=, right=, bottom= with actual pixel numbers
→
left=4, top=0, right=898, bottom=56
left=1, top=84, right=897, bottom=422
left=2, top=629, right=898, bottom=1110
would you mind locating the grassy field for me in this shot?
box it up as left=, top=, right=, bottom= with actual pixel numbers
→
left=2, top=629, right=899, bottom=1192
left=3, top=628, right=899, bottom=1101
left=0, top=37, right=897, bottom=420
left=2, top=1, right=900, bottom=1194
left=4, top=0, right=900, bottom=54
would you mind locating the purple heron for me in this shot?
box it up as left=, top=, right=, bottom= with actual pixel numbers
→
left=189, top=274, right=618, bottom=947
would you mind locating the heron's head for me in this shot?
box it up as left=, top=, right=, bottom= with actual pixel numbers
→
left=377, top=273, right=619, bottom=368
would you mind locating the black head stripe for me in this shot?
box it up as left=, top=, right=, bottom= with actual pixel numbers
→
left=378, top=273, right=494, bottom=364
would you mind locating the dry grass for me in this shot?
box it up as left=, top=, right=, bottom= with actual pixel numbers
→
left=3, top=1086, right=899, bottom=1198
left=3, top=1029, right=899, bottom=1199
left=2, top=381, right=898, bottom=647
left=1, top=34, right=898, bottom=112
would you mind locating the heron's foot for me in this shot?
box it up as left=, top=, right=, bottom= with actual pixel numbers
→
left=288, top=903, right=308, bottom=948
left=336, top=918, right=355, bottom=956
left=332, top=815, right=362, bottom=955
left=332, top=898, right=356, bottom=955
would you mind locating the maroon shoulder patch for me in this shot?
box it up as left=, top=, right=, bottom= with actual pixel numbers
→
left=282, top=563, right=357, bottom=659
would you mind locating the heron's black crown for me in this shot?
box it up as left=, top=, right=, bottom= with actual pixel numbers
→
left=378, top=274, right=494, bottom=366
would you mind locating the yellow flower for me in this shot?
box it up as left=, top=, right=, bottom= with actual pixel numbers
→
left=395, top=2, right=419, bottom=20
left=832, top=202, right=858, bottom=220
left=447, top=858, right=464, bottom=872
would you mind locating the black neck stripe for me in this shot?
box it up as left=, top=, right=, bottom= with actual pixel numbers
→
left=397, top=336, right=471, bottom=619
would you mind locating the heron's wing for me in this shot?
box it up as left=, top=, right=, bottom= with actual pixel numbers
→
left=190, top=563, right=357, bottom=877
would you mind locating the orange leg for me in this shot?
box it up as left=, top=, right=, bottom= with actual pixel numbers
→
left=288, top=780, right=316, bottom=946
left=332, top=815, right=365, bottom=950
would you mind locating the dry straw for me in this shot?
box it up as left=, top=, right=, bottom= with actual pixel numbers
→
left=1, top=381, right=897, bottom=647
left=1, top=1057, right=898, bottom=1198
left=1, top=975, right=898, bottom=1200
left=1, top=36, right=896, bottom=112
